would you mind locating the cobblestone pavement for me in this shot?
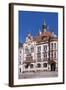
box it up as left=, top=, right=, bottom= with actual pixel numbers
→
left=19, top=71, right=58, bottom=79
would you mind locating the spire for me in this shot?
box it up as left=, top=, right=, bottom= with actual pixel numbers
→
left=42, top=19, right=47, bottom=32
left=43, top=19, right=46, bottom=26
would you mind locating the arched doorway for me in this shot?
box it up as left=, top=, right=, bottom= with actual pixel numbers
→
left=50, top=61, right=56, bottom=71
left=37, top=63, right=41, bottom=68
left=51, top=63, right=56, bottom=71
left=30, top=64, right=33, bottom=68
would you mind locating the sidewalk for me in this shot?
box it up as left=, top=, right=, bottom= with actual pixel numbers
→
left=19, top=71, right=58, bottom=79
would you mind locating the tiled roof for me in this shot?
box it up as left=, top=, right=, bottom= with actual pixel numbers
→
left=34, top=31, right=58, bottom=43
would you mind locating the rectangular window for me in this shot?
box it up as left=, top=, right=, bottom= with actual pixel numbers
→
left=43, top=45, right=47, bottom=51
left=25, top=48, right=29, bottom=54
left=37, top=53, right=41, bottom=58
left=37, top=52, right=41, bottom=62
left=54, top=43, right=56, bottom=49
left=19, top=68, right=21, bottom=73
left=31, top=47, right=34, bottom=52
left=51, top=43, right=53, bottom=50
left=50, top=52, right=53, bottom=58
left=37, top=58, right=41, bottom=62
left=37, top=46, right=41, bottom=52
left=43, top=52, right=47, bottom=59
left=54, top=51, right=56, bottom=58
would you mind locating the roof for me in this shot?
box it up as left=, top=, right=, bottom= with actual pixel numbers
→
left=34, top=31, right=57, bottom=43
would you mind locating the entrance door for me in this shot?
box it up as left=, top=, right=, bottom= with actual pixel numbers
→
left=51, top=63, right=56, bottom=71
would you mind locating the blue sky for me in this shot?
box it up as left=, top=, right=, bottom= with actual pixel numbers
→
left=19, top=11, right=58, bottom=43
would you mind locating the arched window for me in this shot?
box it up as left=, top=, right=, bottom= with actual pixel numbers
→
left=37, top=63, right=41, bottom=68
left=30, top=64, right=33, bottom=68
left=43, top=63, right=47, bottom=67
left=54, top=43, right=56, bottom=49
left=25, top=64, right=28, bottom=69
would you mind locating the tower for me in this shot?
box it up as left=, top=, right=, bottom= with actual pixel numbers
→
left=42, top=19, right=47, bottom=32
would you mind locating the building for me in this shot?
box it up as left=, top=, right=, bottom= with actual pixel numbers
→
left=18, top=20, right=58, bottom=76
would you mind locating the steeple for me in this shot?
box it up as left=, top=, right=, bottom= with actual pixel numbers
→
left=43, top=19, right=46, bottom=26
left=42, top=19, right=47, bottom=32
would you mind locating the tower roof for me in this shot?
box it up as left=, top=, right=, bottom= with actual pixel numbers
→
left=43, top=19, right=46, bottom=26
left=42, top=19, right=47, bottom=32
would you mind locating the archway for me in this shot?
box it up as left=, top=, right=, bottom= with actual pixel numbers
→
left=51, top=62, right=56, bottom=71
left=37, top=63, right=41, bottom=68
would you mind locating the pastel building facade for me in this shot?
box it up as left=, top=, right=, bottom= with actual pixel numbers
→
left=18, top=20, right=58, bottom=75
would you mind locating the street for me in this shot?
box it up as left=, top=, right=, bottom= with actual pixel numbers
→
left=19, top=71, right=58, bottom=79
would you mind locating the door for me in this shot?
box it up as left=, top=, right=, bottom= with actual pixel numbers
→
left=51, top=63, right=56, bottom=71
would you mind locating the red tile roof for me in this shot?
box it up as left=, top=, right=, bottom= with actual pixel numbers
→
left=34, top=31, right=57, bottom=43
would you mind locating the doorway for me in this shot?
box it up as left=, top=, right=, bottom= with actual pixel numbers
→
left=51, top=63, right=56, bottom=71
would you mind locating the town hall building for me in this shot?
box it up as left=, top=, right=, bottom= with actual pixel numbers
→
left=18, top=20, right=58, bottom=77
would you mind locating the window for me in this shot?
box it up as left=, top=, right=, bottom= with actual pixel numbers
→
left=37, top=53, right=41, bottom=59
left=51, top=43, right=53, bottom=49
left=25, top=48, right=29, bottom=54
left=54, top=43, right=56, bottom=49
left=43, top=52, right=47, bottom=59
left=50, top=52, right=53, bottom=58
left=37, top=58, right=42, bottom=62
left=37, top=63, right=41, bottom=68
left=30, top=64, right=33, bottom=68
left=26, top=54, right=33, bottom=61
left=19, top=68, right=21, bottom=73
left=20, top=56, right=21, bottom=58
left=43, top=63, right=47, bottom=67
left=54, top=51, right=56, bottom=58
left=20, top=50, right=21, bottom=53
left=31, top=46, right=34, bottom=52
left=37, top=53, right=41, bottom=62
left=37, top=46, right=41, bottom=52
left=43, top=45, right=47, bottom=51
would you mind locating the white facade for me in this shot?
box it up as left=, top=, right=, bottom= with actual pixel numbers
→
left=18, top=21, right=58, bottom=75
left=18, top=46, right=23, bottom=74
left=18, top=36, right=58, bottom=74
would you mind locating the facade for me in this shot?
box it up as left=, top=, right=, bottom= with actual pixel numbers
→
left=18, top=20, right=58, bottom=76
